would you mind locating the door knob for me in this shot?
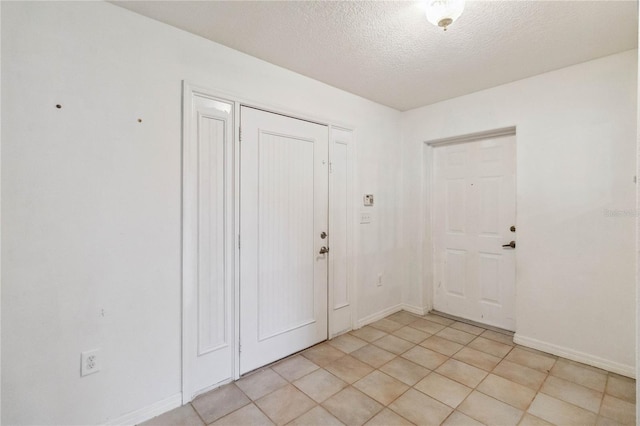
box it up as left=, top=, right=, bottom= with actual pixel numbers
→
left=502, top=241, right=516, bottom=249
left=320, top=232, right=327, bottom=239
left=319, top=246, right=329, bottom=254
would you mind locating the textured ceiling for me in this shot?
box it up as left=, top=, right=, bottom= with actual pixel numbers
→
left=112, top=1, right=638, bottom=111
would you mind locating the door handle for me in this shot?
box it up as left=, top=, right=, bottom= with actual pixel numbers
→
left=319, top=246, right=329, bottom=254
left=502, top=241, right=516, bottom=249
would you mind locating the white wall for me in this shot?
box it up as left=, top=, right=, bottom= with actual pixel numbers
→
left=401, top=50, right=638, bottom=375
left=0, top=2, right=402, bottom=424
left=3, top=1, right=637, bottom=424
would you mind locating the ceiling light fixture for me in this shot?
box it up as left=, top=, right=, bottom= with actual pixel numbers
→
left=425, top=0, right=465, bottom=31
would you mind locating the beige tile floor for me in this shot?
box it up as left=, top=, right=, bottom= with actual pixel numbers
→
left=142, top=311, right=636, bottom=426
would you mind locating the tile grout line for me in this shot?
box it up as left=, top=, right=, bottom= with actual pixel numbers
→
left=598, top=374, right=609, bottom=414
left=423, top=321, right=552, bottom=424
left=190, top=401, right=208, bottom=426
left=512, top=356, right=555, bottom=425
left=390, top=316, right=508, bottom=425
left=439, top=335, right=516, bottom=426
left=534, top=360, right=623, bottom=421
left=382, top=384, right=425, bottom=425
left=233, top=380, right=270, bottom=425
left=176, top=312, right=633, bottom=426
left=361, top=316, right=468, bottom=425
left=343, top=315, right=581, bottom=425
left=233, top=365, right=320, bottom=425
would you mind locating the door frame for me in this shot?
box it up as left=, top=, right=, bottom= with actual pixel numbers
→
left=422, top=126, right=517, bottom=323
left=181, top=81, right=357, bottom=397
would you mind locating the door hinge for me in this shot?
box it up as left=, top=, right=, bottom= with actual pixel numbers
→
left=238, top=234, right=240, bottom=249
left=239, top=126, right=242, bottom=142
left=239, top=342, right=242, bottom=353
left=329, top=161, right=333, bottom=173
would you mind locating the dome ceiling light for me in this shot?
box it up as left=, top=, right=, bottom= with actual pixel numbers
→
left=425, top=0, right=465, bottom=31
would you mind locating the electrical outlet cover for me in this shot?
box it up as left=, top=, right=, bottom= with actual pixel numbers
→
left=81, top=349, right=101, bottom=377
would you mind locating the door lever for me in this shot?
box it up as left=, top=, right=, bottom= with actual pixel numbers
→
left=319, top=246, right=329, bottom=254
left=502, top=241, right=516, bottom=249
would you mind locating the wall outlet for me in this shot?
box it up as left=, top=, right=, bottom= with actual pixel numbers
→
left=377, top=273, right=383, bottom=287
left=81, top=349, right=101, bottom=377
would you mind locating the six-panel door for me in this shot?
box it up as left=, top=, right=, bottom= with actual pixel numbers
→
left=433, top=136, right=516, bottom=331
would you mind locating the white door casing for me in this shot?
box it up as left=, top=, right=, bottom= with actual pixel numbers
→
left=240, top=106, right=329, bottom=374
left=182, top=84, right=235, bottom=402
left=432, top=133, right=516, bottom=331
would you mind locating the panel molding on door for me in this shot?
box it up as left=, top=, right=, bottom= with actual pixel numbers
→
left=240, top=106, right=329, bottom=374
left=432, top=131, right=516, bottom=331
left=257, top=130, right=316, bottom=341
left=182, top=83, right=235, bottom=403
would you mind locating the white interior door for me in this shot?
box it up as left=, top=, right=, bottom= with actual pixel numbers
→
left=433, top=135, right=516, bottom=331
left=182, top=86, right=235, bottom=402
left=240, top=106, right=329, bottom=374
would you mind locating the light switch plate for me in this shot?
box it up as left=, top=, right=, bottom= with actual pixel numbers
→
left=360, top=212, right=372, bottom=224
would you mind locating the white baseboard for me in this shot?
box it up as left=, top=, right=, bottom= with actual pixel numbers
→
left=356, top=304, right=403, bottom=328
left=514, top=334, right=635, bottom=379
left=402, top=304, right=428, bottom=316
left=106, top=393, right=182, bottom=426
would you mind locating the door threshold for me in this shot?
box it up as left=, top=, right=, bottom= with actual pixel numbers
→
left=239, top=339, right=328, bottom=379
left=429, top=310, right=514, bottom=336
